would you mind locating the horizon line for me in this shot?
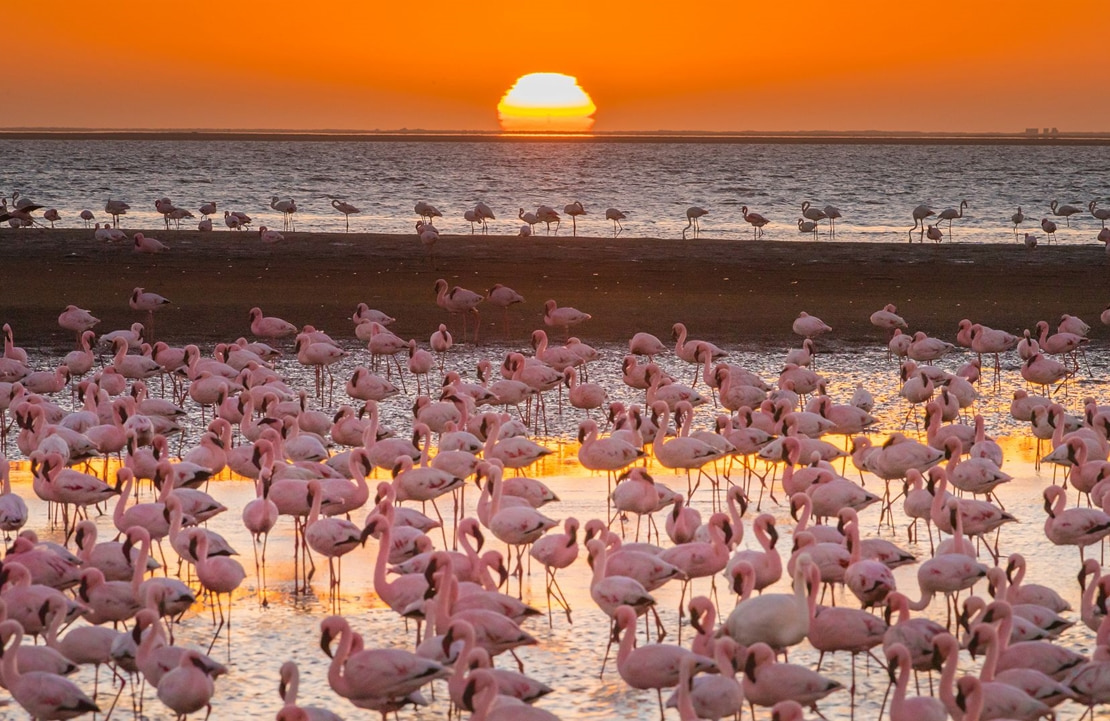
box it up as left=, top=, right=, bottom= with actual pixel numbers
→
left=3, top=127, right=1109, bottom=144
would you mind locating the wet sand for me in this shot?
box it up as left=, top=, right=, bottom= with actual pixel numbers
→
left=1, top=227, right=1107, bottom=351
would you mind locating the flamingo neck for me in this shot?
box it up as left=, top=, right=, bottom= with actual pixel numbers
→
left=978, top=629, right=999, bottom=682
left=328, top=622, right=356, bottom=696
left=130, top=534, right=150, bottom=597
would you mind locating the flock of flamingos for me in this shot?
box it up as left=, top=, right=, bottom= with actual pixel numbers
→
left=3, top=260, right=1110, bottom=719
left=3, top=191, right=1110, bottom=247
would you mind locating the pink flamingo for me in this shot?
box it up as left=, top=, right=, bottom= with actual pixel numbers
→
left=528, top=516, right=579, bottom=624
left=434, top=278, right=483, bottom=344
left=543, top=299, right=590, bottom=338
left=132, top=232, right=167, bottom=253
left=1042, top=484, right=1110, bottom=561
left=742, top=641, right=844, bottom=713
left=0, top=619, right=99, bottom=719
left=248, top=307, right=297, bottom=339
left=485, top=283, right=524, bottom=335
left=613, top=604, right=716, bottom=720
left=885, top=642, right=947, bottom=721
left=741, top=205, right=769, bottom=239
left=187, top=528, right=246, bottom=649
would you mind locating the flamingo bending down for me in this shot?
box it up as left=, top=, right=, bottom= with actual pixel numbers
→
left=683, top=206, right=708, bottom=238
left=910, top=204, right=935, bottom=241
left=605, top=207, right=627, bottom=235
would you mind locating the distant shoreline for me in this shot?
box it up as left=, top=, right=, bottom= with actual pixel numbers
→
left=3, top=129, right=1110, bottom=145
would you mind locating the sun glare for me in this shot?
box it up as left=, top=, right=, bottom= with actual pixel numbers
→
left=497, top=73, right=597, bottom=132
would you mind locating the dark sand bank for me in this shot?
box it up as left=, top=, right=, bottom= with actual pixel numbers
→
left=1, top=228, right=1107, bottom=352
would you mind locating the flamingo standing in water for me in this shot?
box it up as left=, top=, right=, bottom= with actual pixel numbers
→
left=486, top=283, right=524, bottom=336
left=1040, top=217, right=1058, bottom=242
left=434, top=278, right=483, bottom=344
left=563, top=201, right=586, bottom=236
left=271, top=195, right=297, bottom=231
left=910, top=204, right=935, bottom=241
left=1011, top=206, right=1025, bottom=236
left=330, top=198, right=360, bottom=231
left=742, top=206, right=769, bottom=239
left=105, top=197, right=129, bottom=226
left=187, top=528, right=246, bottom=650
left=0, top=620, right=100, bottom=719
left=474, top=201, right=495, bottom=232
left=543, top=299, right=591, bottom=339
left=822, top=204, right=842, bottom=237
left=936, top=199, right=968, bottom=238
left=606, top=207, right=628, bottom=235
left=529, top=516, right=579, bottom=624
left=1050, top=199, right=1082, bottom=227
left=683, top=206, right=708, bottom=238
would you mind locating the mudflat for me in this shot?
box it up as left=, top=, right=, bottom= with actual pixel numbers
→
left=1, top=228, right=1106, bottom=351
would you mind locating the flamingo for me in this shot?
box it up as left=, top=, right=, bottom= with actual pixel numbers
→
left=79, top=209, right=94, bottom=227
left=434, top=278, right=483, bottom=343
left=613, top=604, right=716, bottom=719
left=885, top=642, right=947, bottom=721
left=723, top=557, right=815, bottom=653
left=58, top=305, right=100, bottom=346
left=543, top=299, right=591, bottom=337
left=129, top=287, right=170, bottom=338
left=1011, top=206, right=1025, bottom=236
left=801, top=200, right=827, bottom=226
left=517, top=207, right=539, bottom=235
left=529, top=516, right=579, bottom=623
left=1043, top=484, right=1110, bottom=561
left=792, top=311, right=831, bottom=339
left=259, top=225, right=284, bottom=242
left=278, top=660, right=343, bottom=720
left=271, top=195, right=297, bottom=230
left=605, top=207, right=627, bottom=235
left=1040, top=217, right=1058, bottom=242
left=331, top=198, right=360, bottom=231
left=248, top=307, right=297, bottom=339
left=936, top=199, right=968, bottom=237
left=132, top=232, right=167, bottom=253
left=0, top=619, right=99, bottom=719
left=683, top=206, right=708, bottom=238
left=1050, top=199, right=1082, bottom=227
left=1089, top=199, right=1110, bottom=227
left=820, top=204, right=842, bottom=236
left=535, top=205, right=560, bottom=234
left=910, top=204, right=934, bottom=240
left=563, top=201, right=586, bottom=236
left=798, top=218, right=819, bottom=238
left=187, top=528, right=246, bottom=645
left=741, top=641, right=844, bottom=713
left=741, top=205, right=769, bottom=239
left=156, top=649, right=218, bottom=719
left=104, top=197, right=129, bottom=226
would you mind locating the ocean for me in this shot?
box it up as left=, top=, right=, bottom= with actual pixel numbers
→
left=2, top=137, right=1108, bottom=242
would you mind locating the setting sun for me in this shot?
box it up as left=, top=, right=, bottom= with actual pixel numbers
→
left=497, top=72, right=597, bottom=133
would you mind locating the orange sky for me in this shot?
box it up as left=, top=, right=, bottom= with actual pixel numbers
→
left=7, top=0, right=1105, bottom=133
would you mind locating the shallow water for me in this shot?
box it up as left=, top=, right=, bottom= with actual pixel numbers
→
left=4, top=337, right=1110, bottom=720
left=2, top=139, right=1109, bottom=243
